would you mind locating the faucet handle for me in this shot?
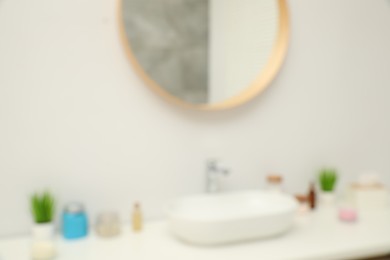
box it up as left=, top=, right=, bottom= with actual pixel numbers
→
left=206, top=158, right=218, bottom=170
left=206, top=159, right=230, bottom=175
left=221, top=168, right=230, bottom=176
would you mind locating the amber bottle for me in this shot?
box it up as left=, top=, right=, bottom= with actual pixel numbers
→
left=308, top=182, right=317, bottom=210
left=132, top=203, right=143, bottom=232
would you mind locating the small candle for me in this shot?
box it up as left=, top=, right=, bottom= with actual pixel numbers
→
left=31, top=241, right=56, bottom=260
left=96, top=212, right=121, bottom=237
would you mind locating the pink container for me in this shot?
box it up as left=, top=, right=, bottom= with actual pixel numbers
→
left=339, top=208, right=358, bottom=222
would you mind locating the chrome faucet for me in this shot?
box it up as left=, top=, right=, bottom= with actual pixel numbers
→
left=206, top=159, right=230, bottom=193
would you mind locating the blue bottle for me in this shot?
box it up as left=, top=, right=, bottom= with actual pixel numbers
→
left=62, top=203, right=88, bottom=240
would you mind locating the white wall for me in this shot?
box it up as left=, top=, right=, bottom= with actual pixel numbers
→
left=0, top=0, right=390, bottom=237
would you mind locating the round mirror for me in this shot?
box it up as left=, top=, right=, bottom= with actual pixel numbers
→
left=119, top=0, right=289, bottom=110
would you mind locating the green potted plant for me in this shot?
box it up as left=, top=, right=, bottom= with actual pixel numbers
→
left=30, top=191, right=56, bottom=241
left=318, top=168, right=338, bottom=206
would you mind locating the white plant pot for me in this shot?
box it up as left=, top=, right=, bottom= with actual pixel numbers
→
left=32, top=223, right=55, bottom=241
left=320, top=192, right=336, bottom=207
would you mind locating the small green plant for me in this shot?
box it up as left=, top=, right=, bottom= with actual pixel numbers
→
left=319, top=168, right=338, bottom=192
left=30, top=191, right=55, bottom=224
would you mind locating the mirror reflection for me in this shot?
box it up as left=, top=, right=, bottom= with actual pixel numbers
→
left=121, top=0, right=286, bottom=107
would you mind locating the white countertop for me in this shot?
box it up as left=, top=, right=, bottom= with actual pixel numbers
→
left=1, top=209, right=390, bottom=260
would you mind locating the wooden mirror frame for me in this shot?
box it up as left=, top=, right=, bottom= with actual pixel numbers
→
left=118, top=0, right=289, bottom=111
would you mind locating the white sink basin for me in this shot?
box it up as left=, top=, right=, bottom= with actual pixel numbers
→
left=167, top=190, right=298, bottom=245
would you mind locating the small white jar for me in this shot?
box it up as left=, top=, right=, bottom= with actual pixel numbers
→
left=267, top=174, right=283, bottom=193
